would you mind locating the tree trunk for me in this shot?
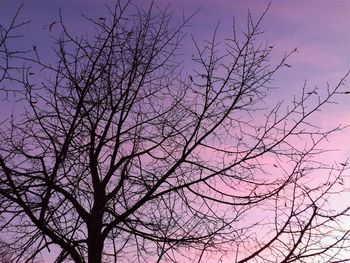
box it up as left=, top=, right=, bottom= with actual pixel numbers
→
left=87, top=222, right=104, bottom=263
left=87, top=191, right=105, bottom=263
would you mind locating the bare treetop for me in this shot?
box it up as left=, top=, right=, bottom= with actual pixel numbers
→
left=0, top=1, right=349, bottom=263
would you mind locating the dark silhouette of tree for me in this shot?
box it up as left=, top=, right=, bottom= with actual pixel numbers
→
left=0, top=4, right=28, bottom=95
left=0, top=1, right=349, bottom=262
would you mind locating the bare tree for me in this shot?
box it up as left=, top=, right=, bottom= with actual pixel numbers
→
left=0, top=1, right=349, bottom=262
left=0, top=4, right=28, bottom=96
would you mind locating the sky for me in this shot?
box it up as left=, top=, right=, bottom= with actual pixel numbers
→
left=1, top=0, right=350, bottom=166
left=1, top=0, right=350, bottom=114
left=1, top=0, right=350, bottom=261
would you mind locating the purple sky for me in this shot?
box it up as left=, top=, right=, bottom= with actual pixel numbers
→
left=1, top=1, right=350, bottom=261
left=2, top=0, right=349, bottom=151
left=1, top=0, right=349, bottom=100
left=1, top=1, right=349, bottom=80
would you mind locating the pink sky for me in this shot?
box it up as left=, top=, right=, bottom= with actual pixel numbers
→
left=1, top=0, right=350, bottom=262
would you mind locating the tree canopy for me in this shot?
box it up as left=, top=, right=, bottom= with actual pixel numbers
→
left=0, top=1, right=349, bottom=262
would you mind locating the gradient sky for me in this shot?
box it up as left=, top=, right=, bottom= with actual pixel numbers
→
left=1, top=0, right=350, bottom=261
left=1, top=2, right=349, bottom=98
left=2, top=0, right=349, bottom=160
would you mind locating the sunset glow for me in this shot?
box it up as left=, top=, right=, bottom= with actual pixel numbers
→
left=1, top=1, right=350, bottom=262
